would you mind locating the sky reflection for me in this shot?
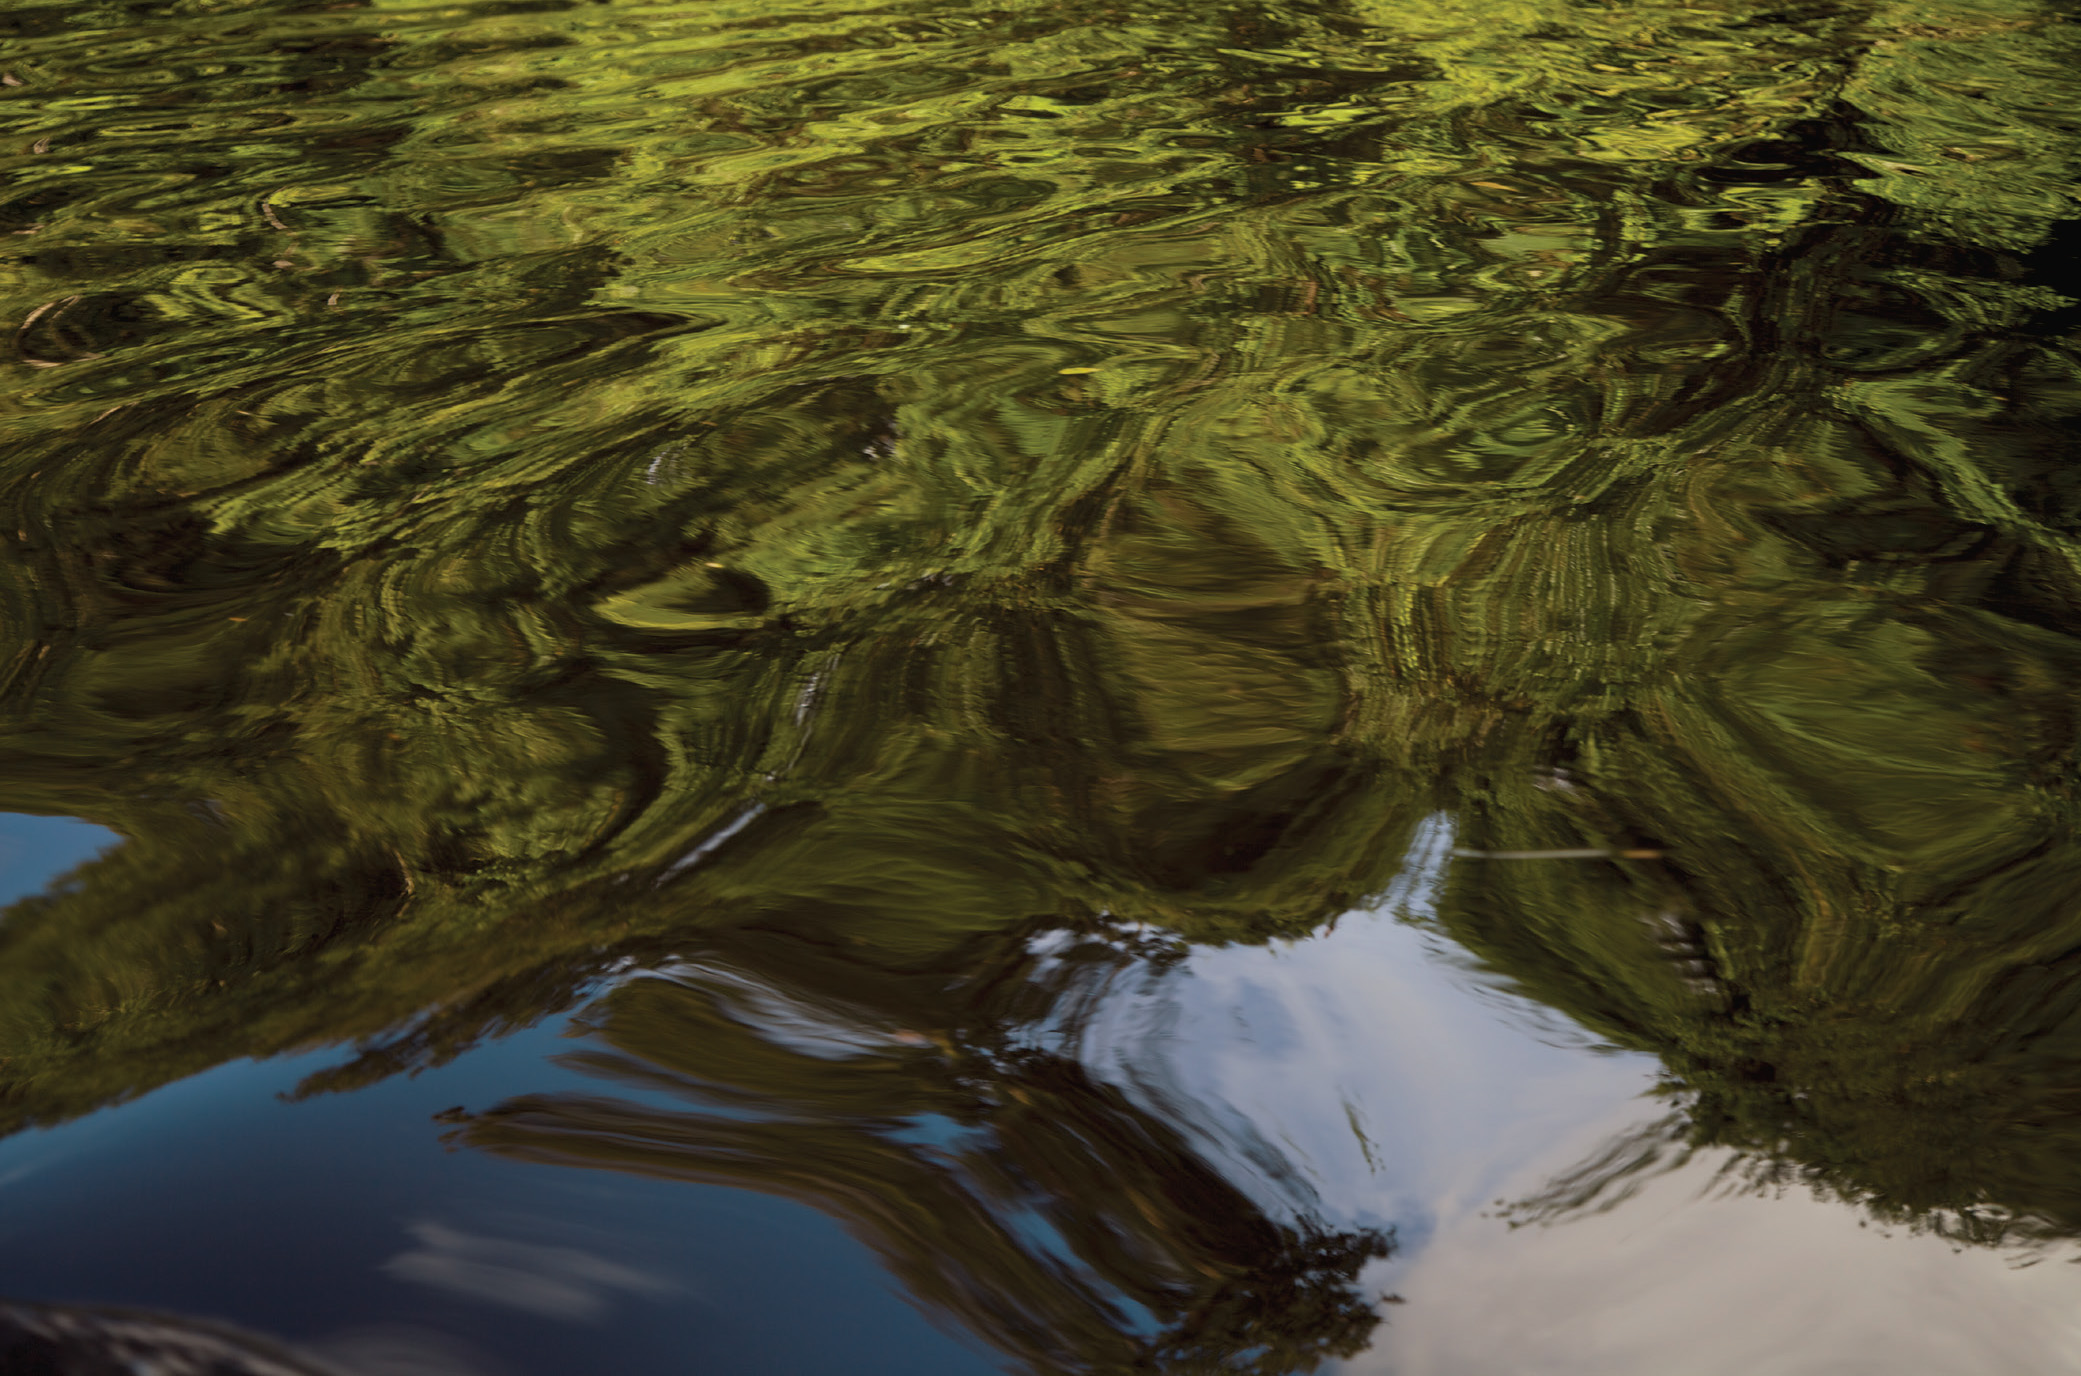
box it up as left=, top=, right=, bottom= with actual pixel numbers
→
left=1057, top=822, right=2081, bottom=1374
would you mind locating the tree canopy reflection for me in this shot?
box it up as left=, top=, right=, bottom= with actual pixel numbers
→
left=1, top=0, right=2079, bottom=1365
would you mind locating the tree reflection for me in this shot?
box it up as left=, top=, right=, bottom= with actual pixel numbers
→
left=1443, top=808, right=2081, bottom=1248
left=0, top=0, right=2078, bottom=1365
left=454, top=945, right=1390, bottom=1375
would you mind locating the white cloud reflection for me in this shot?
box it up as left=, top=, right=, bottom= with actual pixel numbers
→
left=381, top=1222, right=674, bottom=1322
left=1360, top=1135, right=2081, bottom=1376
left=1059, top=817, right=2081, bottom=1374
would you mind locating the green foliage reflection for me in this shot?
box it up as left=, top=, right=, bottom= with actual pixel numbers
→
left=2, top=0, right=2081, bottom=1362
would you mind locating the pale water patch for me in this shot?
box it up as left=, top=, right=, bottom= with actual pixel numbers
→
left=0, top=813, right=118, bottom=906
left=1361, top=1132, right=2081, bottom=1376
left=1057, top=821, right=2081, bottom=1373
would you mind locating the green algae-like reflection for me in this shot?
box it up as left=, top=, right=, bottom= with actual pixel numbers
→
left=2, top=0, right=2080, bottom=1368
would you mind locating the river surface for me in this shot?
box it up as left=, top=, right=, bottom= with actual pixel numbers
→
left=2, top=1, right=2080, bottom=1372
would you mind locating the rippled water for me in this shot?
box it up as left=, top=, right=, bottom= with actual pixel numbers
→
left=2, top=0, right=2080, bottom=1371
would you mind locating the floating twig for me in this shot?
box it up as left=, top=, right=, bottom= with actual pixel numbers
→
left=1451, top=847, right=1664, bottom=860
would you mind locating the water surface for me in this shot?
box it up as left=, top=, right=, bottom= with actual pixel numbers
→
left=2, top=0, right=2080, bottom=1371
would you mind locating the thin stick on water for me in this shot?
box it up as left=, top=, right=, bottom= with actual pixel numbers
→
left=1450, top=847, right=1664, bottom=860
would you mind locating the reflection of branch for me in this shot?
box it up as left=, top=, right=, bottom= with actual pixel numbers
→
left=1500, top=1091, right=2081, bottom=1259
left=452, top=969, right=1391, bottom=1375
left=1494, top=1110, right=1696, bottom=1230
left=464, top=1089, right=1148, bottom=1372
